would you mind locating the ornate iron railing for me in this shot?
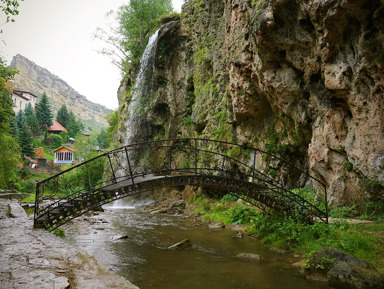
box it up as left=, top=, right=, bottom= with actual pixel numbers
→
left=34, top=138, right=328, bottom=229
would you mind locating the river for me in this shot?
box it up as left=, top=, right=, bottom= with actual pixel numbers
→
left=63, top=198, right=329, bottom=289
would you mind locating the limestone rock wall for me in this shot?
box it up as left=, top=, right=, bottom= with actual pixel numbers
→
left=116, top=0, right=384, bottom=205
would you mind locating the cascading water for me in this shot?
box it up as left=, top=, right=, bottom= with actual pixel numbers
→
left=124, top=29, right=160, bottom=146
left=113, top=29, right=161, bottom=179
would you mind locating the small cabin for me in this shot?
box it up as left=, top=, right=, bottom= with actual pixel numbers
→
left=53, top=146, right=74, bottom=164
left=48, top=120, right=68, bottom=135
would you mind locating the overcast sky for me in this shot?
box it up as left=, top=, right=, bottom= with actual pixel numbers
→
left=0, top=0, right=185, bottom=110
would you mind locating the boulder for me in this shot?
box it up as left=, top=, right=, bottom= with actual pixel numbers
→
left=112, top=235, right=129, bottom=241
left=236, top=253, right=262, bottom=263
left=328, top=262, right=384, bottom=289
left=304, top=247, right=384, bottom=289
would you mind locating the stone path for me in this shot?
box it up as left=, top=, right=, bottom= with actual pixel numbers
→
left=0, top=199, right=139, bottom=289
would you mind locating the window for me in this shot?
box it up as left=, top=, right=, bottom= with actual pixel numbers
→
left=19, top=100, right=22, bottom=108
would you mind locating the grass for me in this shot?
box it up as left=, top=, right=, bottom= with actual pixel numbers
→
left=192, top=194, right=384, bottom=268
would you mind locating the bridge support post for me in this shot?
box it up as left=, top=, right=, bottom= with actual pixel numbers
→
left=252, top=150, right=257, bottom=182
left=107, top=154, right=117, bottom=183
left=124, top=146, right=134, bottom=184
left=194, top=139, right=198, bottom=175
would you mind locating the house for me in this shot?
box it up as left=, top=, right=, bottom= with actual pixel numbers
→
left=53, top=146, right=74, bottom=164
left=10, top=86, right=38, bottom=113
left=48, top=120, right=68, bottom=135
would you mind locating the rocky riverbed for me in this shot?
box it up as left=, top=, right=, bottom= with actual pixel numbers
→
left=0, top=199, right=138, bottom=289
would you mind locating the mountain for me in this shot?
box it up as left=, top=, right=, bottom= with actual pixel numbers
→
left=10, top=54, right=111, bottom=130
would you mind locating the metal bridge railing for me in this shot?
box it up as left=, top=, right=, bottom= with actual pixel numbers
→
left=34, top=138, right=328, bottom=226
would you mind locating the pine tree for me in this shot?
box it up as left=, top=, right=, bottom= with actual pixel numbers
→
left=67, top=112, right=82, bottom=138
left=57, top=104, right=69, bottom=128
left=19, top=122, right=34, bottom=157
left=24, top=102, right=40, bottom=136
left=36, top=92, right=53, bottom=128
left=15, top=110, right=25, bottom=132
left=24, top=103, right=34, bottom=117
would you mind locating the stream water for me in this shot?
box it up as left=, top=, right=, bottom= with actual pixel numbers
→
left=64, top=198, right=330, bottom=289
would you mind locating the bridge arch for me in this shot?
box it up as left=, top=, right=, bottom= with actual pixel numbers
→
left=34, top=138, right=328, bottom=230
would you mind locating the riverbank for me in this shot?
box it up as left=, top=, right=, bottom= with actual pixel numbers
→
left=0, top=199, right=139, bottom=289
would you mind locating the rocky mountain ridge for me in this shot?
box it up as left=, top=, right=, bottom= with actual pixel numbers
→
left=115, top=0, right=384, bottom=205
left=11, top=54, right=110, bottom=129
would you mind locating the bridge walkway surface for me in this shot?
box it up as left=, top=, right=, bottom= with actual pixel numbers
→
left=34, top=138, right=328, bottom=230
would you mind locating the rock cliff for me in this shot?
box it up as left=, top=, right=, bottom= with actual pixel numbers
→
left=115, top=0, right=384, bottom=205
left=11, top=54, right=110, bottom=129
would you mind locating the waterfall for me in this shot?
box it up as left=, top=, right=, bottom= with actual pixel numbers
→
left=124, top=29, right=160, bottom=145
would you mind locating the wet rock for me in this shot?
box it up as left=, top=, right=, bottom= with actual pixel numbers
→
left=208, top=222, right=225, bottom=229
left=168, top=239, right=191, bottom=249
left=304, top=247, right=384, bottom=289
left=0, top=199, right=138, bottom=289
left=236, top=253, right=262, bottom=263
left=112, top=234, right=129, bottom=241
left=170, top=201, right=186, bottom=209
left=328, top=262, right=384, bottom=289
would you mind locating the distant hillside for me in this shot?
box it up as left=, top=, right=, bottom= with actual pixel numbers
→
left=10, top=54, right=111, bottom=131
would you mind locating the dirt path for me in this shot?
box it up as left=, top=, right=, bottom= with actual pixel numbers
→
left=0, top=199, right=139, bottom=289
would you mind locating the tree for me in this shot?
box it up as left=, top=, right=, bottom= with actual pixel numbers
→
left=19, top=122, right=34, bottom=157
left=15, top=109, right=25, bottom=131
left=95, top=0, right=173, bottom=72
left=96, top=129, right=109, bottom=149
left=106, top=110, right=119, bottom=140
left=23, top=103, right=40, bottom=136
left=57, top=104, right=69, bottom=129
left=36, top=92, right=53, bottom=128
left=67, top=112, right=83, bottom=138
left=24, top=102, right=34, bottom=117
left=0, top=57, right=21, bottom=188
left=0, top=0, right=24, bottom=22
left=118, top=0, right=173, bottom=67
left=26, top=113, right=40, bottom=136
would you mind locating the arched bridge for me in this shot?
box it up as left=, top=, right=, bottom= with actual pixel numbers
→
left=34, top=138, right=328, bottom=230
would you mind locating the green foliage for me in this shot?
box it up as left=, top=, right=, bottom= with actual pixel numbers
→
left=0, top=0, right=24, bottom=21
left=106, top=110, right=119, bottom=140
left=193, top=195, right=384, bottom=266
left=47, top=134, right=63, bottom=150
left=56, top=104, right=69, bottom=129
left=0, top=133, right=20, bottom=188
left=229, top=205, right=258, bottom=224
left=36, top=92, right=53, bottom=128
left=66, top=112, right=83, bottom=138
left=26, top=113, right=40, bottom=137
left=19, top=122, right=34, bottom=157
left=15, top=110, right=25, bottom=131
left=117, top=0, right=173, bottom=71
left=96, top=129, right=109, bottom=148
left=14, top=179, right=35, bottom=194
left=52, top=227, right=65, bottom=239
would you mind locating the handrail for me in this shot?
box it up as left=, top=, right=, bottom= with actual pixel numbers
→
left=34, top=138, right=328, bottom=229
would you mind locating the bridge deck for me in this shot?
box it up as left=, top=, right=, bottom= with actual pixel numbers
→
left=101, top=175, right=167, bottom=191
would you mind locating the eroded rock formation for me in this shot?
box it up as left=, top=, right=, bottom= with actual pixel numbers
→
left=115, top=0, right=384, bottom=205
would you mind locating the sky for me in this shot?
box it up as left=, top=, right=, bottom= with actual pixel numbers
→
left=1, top=0, right=185, bottom=110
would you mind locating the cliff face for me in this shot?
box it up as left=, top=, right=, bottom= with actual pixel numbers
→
left=11, top=54, right=110, bottom=129
left=115, top=0, right=384, bottom=205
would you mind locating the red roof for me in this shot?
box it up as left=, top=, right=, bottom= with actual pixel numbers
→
left=48, top=120, right=68, bottom=133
